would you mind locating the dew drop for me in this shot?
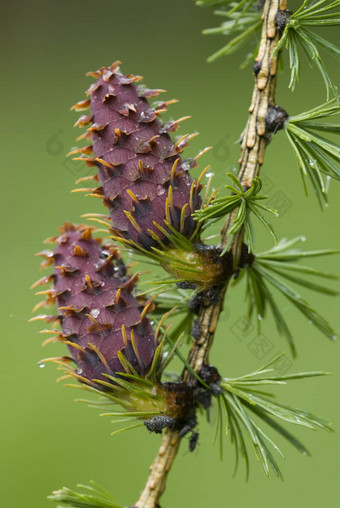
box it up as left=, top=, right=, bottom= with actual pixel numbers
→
left=325, top=175, right=331, bottom=195
left=156, top=184, right=165, bottom=196
left=257, top=314, right=263, bottom=320
left=91, top=308, right=100, bottom=318
left=140, top=108, right=156, bottom=123
left=182, top=158, right=194, bottom=171
left=38, top=362, right=45, bottom=369
left=205, top=172, right=214, bottom=178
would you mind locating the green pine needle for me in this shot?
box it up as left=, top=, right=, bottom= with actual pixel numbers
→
left=285, top=98, right=340, bottom=204
left=194, top=173, right=278, bottom=253
left=196, top=0, right=231, bottom=6
left=110, top=219, right=200, bottom=273
left=48, top=481, right=121, bottom=508
left=275, top=0, right=340, bottom=100
left=205, top=17, right=262, bottom=63
left=215, top=358, right=332, bottom=478
left=240, top=237, right=339, bottom=355
left=197, top=0, right=262, bottom=63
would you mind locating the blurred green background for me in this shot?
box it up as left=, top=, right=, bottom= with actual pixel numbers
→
left=1, top=0, right=339, bottom=506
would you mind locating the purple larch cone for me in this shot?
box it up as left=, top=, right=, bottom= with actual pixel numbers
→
left=71, top=62, right=203, bottom=250
left=34, top=223, right=156, bottom=384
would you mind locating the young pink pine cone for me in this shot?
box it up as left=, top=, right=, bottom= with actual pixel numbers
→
left=33, top=223, right=156, bottom=384
left=71, top=61, right=203, bottom=250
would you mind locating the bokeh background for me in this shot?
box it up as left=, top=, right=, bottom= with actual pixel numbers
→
left=1, top=0, right=339, bottom=506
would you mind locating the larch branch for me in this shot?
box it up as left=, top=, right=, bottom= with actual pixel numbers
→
left=134, top=1, right=286, bottom=506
